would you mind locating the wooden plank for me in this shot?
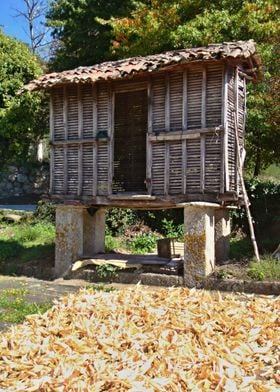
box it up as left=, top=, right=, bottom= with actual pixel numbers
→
left=63, top=85, right=68, bottom=141
left=146, top=134, right=152, bottom=195
left=165, top=74, right=170, bottom=132
left=108, top=85, right=113, bottom=195
left=77, top=85, right=83, bottom=196
left=148, top=126, right=223, bottom=142
left=223, top=66, right=229, bottom=191
left=201, top=67, right=207, bottom=128
left=92, top=84, right=97, bottom=137
left=200, top=135, right=205, bottom=192
left=49, top=95, right=54, bottom=193
left=147, top=78, right=152, bottom=134
left=182, top=70, right=187, bottom=130
left=182, top=139, right=187, bottom=194
left=220, top=63, right=225, bottom=193
left=92, top=144, right=97, bottom=196
left=63, top=146, right=68, bottom=194
left=164, top=142, right=169, bottom=195
left=235, top=67, right=240, bottom=195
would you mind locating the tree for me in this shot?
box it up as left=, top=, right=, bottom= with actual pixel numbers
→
left=46, top=0, right=133, bottom=71
left=0, top=29, right=48, bottom=166
left=14, top=0, right=50, bottom=55
left=109, top=0, right=280, bottom=174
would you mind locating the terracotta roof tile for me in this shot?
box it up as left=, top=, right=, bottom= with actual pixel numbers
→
left=23, top=40, right=261, bottom=92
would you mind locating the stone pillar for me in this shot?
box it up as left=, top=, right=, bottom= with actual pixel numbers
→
left=184, top=204, right=216, bottom=287
left=83, top=208, right=106, bottom=256
left=55, top=206, right=106, bottom=276
left=215, top=208, right=231, bottom=264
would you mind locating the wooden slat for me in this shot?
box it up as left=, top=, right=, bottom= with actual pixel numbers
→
left=63, top=147, right=68, bottom=194
left=182, top=70, right=187, bottom=130
left=169, top=72, right=183, bottom=131
left=223, top=66, right=229, bottom=191
left=201, top=67, right=207, bottom=128
left=147, top=78, right=152, bottom=134
left=169, top=142, right=182, bottom=195
left=78, top=85, right=83, bottom=196
left=164, top=143, right=169, bottom=195
left=108, top=85, right=113, bottom=195
left=182, top=139, right=187, bottom=194
left=92, top=144, right=97, bottom=196
left=151, top=76, right=165, bottom=132
left=146, top=134, right=152, bottom=194
left=165, top=74, right=170, bottom=132
left=149, top=126, right=223, bottom=142
left=92, top=84, right=97, bottom=137
left=49, top=95, right=54, bottom=193
left=151, top=142, right=165, bottom=195
left=63, top=85, right=68, bottom=141
left=200, top=135, right=205, bottom=192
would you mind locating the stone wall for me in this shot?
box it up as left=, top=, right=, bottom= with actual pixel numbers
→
left=0, top=164, right=49, bottom=200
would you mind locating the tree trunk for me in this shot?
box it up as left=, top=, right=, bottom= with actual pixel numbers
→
left=254, top=148, right=261, bottom=177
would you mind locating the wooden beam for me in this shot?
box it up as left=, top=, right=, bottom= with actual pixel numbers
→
left=200, top=68, right=206, bottom=193
left=182, top=70, right=188, bottom=131
left=165, top=74, right=170, bottom=132
left=148, top=126, right=223, bottom=142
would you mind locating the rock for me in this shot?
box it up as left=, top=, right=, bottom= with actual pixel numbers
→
left=3, top=213, right=23, bottom=223
left=17, top=174, right=28, bottom=183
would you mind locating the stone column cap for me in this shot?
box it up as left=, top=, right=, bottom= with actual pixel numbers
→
left=178, top=202, right=237, bottom=209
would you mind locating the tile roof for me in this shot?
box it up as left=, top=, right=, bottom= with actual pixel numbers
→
left=23, top=40, right=261, bottom=91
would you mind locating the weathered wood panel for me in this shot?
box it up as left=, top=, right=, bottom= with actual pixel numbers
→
left=206, top=65, right=223, bottom=127
left=151, top=76, right=165, bottom=132
left=204, top=133, right=221, bottom=192
left=97, top=83, right=109, bottom=131
left=53, top=146, right=64, bottom=193
left=82, top=144, right=94, bottom=195
left=170, top=72, right=183, bottom=131
left=187, top=68, right=203, bottom=129
left=81, top=84, right=94, bottom=139
left=52, top=87, right=64, bottom=141
left=169, top=142, right=183, bottom=194
left=67, top=145, right=79, bottom=194
left=67, top=86, right=79, bottom=140
left=227, top=67, right=236, bottom=192
left=186, top=138, right=201, bottom=191
left=151, top=142, right=165, bottom=194
left=97, top=142, right=109, bottom=195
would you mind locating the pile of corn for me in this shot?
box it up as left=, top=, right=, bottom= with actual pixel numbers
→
left=0, top=287, right=279, bottom=391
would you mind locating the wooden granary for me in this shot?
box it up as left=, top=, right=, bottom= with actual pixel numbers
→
left=25, top=40, right=261, bottom=282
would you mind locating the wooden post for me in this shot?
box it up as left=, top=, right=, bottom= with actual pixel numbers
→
left=78, top=85, right=83, bottom=196
left=49, top=94, right=54, bottom=194
left=200, top=67, right=206, bottom=192
left=223, top=66, right=229, bottom=191
left=63, top=85, right=68, bottom=194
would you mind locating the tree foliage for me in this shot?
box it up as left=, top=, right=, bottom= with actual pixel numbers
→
left=0, top=30, right=47, bottom=165
left=46, top=0, right=133, bottom=71
left=109, top=0, right=280, bottom=173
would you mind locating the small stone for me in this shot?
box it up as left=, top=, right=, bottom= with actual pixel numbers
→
left=3, top=214, right=23, bottom=223
left=17, top=174, right=28, bottom=183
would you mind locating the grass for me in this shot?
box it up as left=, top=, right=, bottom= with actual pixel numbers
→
left=0, top=221, right=55, bottom=264
left=0, top=288, right=51, bottom=323
left=259, top=164, right=280, bottom=182
left=248, top=256, right=280, bottom=281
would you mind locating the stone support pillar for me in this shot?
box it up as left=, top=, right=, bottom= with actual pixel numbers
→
left=55, top=206, right=106, bottom=276
left=183, top=203, right=216, bottom=287
left=215, top=208, right=231, bottom=264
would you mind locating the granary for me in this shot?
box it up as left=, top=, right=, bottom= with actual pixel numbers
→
left=24, top=40, right=261, bottom=285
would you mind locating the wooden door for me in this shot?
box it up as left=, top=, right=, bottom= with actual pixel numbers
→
left=113, top=90, right=147, bottom=193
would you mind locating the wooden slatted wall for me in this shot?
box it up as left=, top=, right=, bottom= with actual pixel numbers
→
left=51, top=83, right=110, bottom=197
left=226, top=67, right=237, bottom=192
left=150, top=64, right=223, bottom=196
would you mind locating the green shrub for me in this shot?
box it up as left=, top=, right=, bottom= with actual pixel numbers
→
left=95, top=263, right=120, bottom=279
left=128, top=233, right=158, bottom=254
left=248, top=257, right=280, bottom=281
left=14, top=223, right=55, bottom=245
left=34, top=200, right=56, bottom=223
left=105, top=235, right=123, bottom=252
left=106, top=208, right=138, bottom=236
